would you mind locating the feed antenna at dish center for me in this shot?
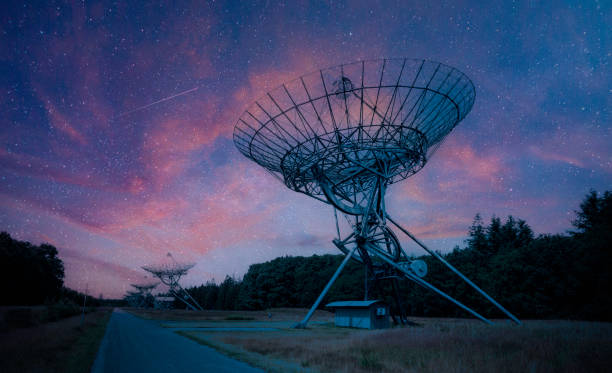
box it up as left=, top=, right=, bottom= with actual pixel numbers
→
left=233, top=58, right=521, bottom=328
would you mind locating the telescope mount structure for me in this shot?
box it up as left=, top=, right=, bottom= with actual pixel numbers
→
left=233, top=58, right=520, bottom=328
left=128, top=282, right=159, bottom=308
left=142, top=253, right=203, bottom=311
left=124, top=290, right=142, bottom=308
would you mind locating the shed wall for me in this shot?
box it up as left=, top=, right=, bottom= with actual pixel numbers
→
left=335, top=309, right=371, bottom=329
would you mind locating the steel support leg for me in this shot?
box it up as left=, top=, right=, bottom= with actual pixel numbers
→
left=171, top=289, right=200, bottom=311
left=294, top=244, right=358, bottom=328
left=364, top=243, right=493, bottom=324
left=387, top=215, right=521, bottom=325
left=179, top=286, right=204, bottom=311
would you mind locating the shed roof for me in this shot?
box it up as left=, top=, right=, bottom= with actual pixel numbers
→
left=155, top=296, right=175, bottom=301
left=326, top=300, right=384, bottom=308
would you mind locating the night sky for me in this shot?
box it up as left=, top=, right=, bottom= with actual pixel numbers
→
left=1, top=1, right=609, bottom=298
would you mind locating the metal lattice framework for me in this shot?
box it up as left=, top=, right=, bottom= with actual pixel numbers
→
left=126, top=282, right=159, bottom=308
left=124, top=290, right=141, bottom=307
left=234, top=58, right=474, bottom=213
left=142, top=253, right=203, bottom=311
left=233, top=58, right=520, bottom=328
left=131, top=282, right=159, bottom=294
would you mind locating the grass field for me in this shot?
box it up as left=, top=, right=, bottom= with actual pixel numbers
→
left=144, top=309, right=612, bottom=373
left=129, top=307, right=334, bottom=322
left=0, top=308, right=112, bottom=373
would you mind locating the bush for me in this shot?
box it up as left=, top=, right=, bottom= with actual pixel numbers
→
left=4, top=308, right=37, bottom=328
left=42, top=301, right=81, bottom=322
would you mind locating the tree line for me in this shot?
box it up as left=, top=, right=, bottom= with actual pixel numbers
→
left=181, top=190, right=611, bottom=321
left=0, top=232, right=107, bottom=307
left=0, top=232, right=65, bottom=305
left=2, top=189, right=609, bottom=321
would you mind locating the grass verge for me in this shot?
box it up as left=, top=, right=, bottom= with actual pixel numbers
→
left=177, top=330, right=318, bottom=373
left=0, top=308, right=112, bottom=373
left=60, top=310, right=112, bottom=372
left=127, top=307, right=333, bottom=322
left=178, top=319, right=612, bottom=373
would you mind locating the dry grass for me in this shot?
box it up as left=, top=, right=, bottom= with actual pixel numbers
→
left=181, top=318, right=612, bottom=373
left=0, top=308, right=112, bottom=373
left=129, top=307, right=334, bottom=322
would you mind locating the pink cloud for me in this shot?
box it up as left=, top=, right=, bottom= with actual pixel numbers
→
left=176, top=162, right=284, bottom=253
left=396, top=135, right=509, bottom=206
left=528, top=124, right=611, bottom=173
left=138, top=94, right=224, bottom=188
left=60, top=246, right=147, bottom=298
left=41, top=94, right=88, bottom=145
left=2, top=156, right=286, bottom=262
left=529, top=146, right=585, bottom=168
left=0, top=148, right=120, bottom=193
left=404, top=214, right=473, bottom=240
left=384, top=135, right=515, bottom=239
left=436, top=136, right=507, bottom=185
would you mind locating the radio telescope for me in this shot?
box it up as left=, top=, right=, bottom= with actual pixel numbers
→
left=131, top=282, right=159, bottom=295
left=142, top=253, right=203, bottom=311
left=124, top=290, right=142, bottom=308
left=234, top=58, right=520, bottom=327
left=129, top=282, right=159, bottom=308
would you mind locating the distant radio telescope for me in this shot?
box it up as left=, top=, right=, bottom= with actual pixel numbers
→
left=143, top=253, right=203, bottom=311
left=233, top=58, right=520, bottom=327
left=127, top=282, right=158, bottom=308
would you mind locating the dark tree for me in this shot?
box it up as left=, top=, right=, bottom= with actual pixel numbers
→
left=184, top=191, right=611, bottom=321
left=572, top=190, right=612, bottom=235
left=567, top=190, right=612, bottom=320
left=0, top=232, right=65, bottom=305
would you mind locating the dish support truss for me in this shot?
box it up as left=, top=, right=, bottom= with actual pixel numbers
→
left=294, top=174, right=521, bottom=328
left=129, top=283, right=158, bottom=308
left=142, top=264, right=203, bottom=311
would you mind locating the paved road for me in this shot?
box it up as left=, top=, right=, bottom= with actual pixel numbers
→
left=91, top=309, right=263, bottom=373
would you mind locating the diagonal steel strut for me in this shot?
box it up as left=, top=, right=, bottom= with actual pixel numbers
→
left=386, top=215, right=521, bottom=325
left=294, top=182, right=381, bottom=328
left=293, top=244, right=359, bottom=329
left=362, top=242, right=492, bottom=324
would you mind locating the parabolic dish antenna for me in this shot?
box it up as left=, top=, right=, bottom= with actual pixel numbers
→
left=233, top=58, right=520, bottom=327
left=127, top=282, right=159, bottom=308
left=143, top=253, right=203, bottom=311
left=130, top=282, right=159, bottom=293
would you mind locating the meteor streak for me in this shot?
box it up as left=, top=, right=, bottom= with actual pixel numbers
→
left=114, top=86, right=199, bottom=118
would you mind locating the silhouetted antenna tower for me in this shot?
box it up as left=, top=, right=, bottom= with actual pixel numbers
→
left=142, top=253, right=203, bottom=311
left=234, top=58, right=520, bottom=328
left=128, top=281, right=159, bottom=308
left=130, top=282, right=159, bottom=294
left=124, top=290, right=142, bottom=308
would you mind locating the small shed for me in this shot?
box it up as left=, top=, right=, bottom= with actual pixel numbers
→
left=154, top=296, right=175, bottom=310
left=326, top=300, right=390, bottom=329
